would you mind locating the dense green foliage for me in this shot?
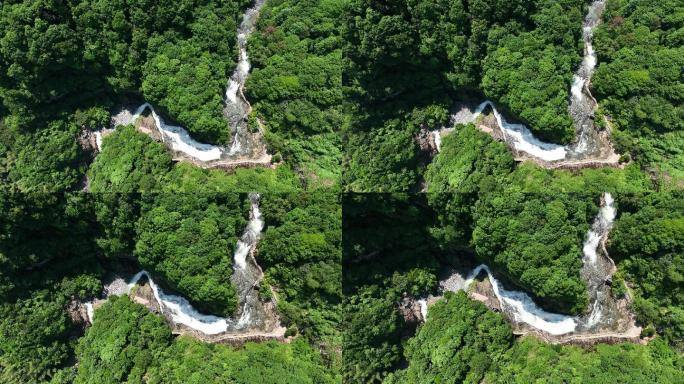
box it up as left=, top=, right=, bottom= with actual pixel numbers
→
left=259, top=193, right=341, bottom=356
left=147, top=336, right=337, bottom=384
left=593, top=0, right=684, bottom=185
left=387, top=293, right=683, bottom=384
left=0, top=191, right=340, bottom=382
left=343, top=194, right=442, bottom=383
left=0, top=192, right=101, bottom=383
left=472, top=193, right=594, bottom=314
left=425, top=124, right=515, bottom=193
left=0, top=0, right=247, bottom=143
left=385, top=291, right=513, bottom=384
left=609, top=193, right=684, bottom=348
left=384, top=291, right=684, bottom=384
left=89, top=126, right=300, bottom=193
left=3, top=0, right=684, bottom=383
left=74, top=296, right=172, bottom=384
left=343, top=0, right=589, bottom=191
left=343, top=192, right=684, bottom=382
left=0, top=291, right=75, bottom=383
left=247, top=0, right=347, bottom=188
left=343, top=0, right=684, bottom=193
left=480, top=0, right=584, bottom=143
left=424, top=122, right=656, bottom=194
left=488, top=337, right=684, bottom=383
left=88, top=126, right=173, bottom=193
left=72, top=296, right=337, bottom=384
left=135, top=193, right=245, bottom=316
left=1, top=0, right=341, bottom=193
left=0, top=117, right=87, bottom=193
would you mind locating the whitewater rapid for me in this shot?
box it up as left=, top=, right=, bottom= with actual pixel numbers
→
left=234, top=193, right=265, bottom=269
left=225, top=0, right=266, bottom=155
left=96, top=0, right=266, bottom=162
left=435, top=100, right=568, bottom=161
left=429, top=193, right=618, bottom=336
left=86, top=194, right=268, bottom=335
left=433, top=0, right=607, bottom=163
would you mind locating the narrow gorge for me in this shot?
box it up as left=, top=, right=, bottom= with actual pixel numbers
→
left=83, top=193, right=285, bottom=342
left=431, top=0, right=620, bottom=169
left=420, top=193, right=641, bottom=343
left=91, top=0, right=270, bottom=169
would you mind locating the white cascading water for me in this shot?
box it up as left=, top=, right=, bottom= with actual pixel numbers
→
left=568, top=0, right=606, bottom=155
left=226, top=0, right=266, bottom=155
left=457, top=264, right=577, bottom=335
left=418, top=298, right=428, bottom=321
left=234, top=193, right=264, bottom=269
left=85, top=302, right=94, bottom=323
left=113, top=103, right=223, bottom=161
left=97, top=0, right=266, bottom=161
left=433, top=0, right=607, bottom=162
left=429, top=193, right=618, bottom=336
left=436, top=100, right=567, bottom=161
left=579, top=192, right=617, bottom=328
left=94, top=132, right=103, bottom=152
left=86, top=194, right=267, bottom=335
left=126, top=270, right=232, bottom=334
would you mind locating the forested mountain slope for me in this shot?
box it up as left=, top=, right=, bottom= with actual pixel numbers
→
left=343, top=192, right=684, bottom=383
left=0, top=0, right=344, bottom=193
left=343, top=0, right=684, bottom=192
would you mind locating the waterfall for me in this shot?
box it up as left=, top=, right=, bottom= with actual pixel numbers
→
left=234, top=193, right=265, bottom=269
left=85, top=194, right=270, bottom=335
left=579, top=192, right=617, bottom=328
left=98, top=0, right=267, bottom=161
left=94, top=131, right=103, bottom=152
left=224, top=0, right=266, bottom=156
left=85, top=302, right=94, bottom=323
left=438, top=193, right=619, bottom=336
left=457, top=264, right=578, bottom=335
left=582, top=193, right=615, bottom=265
left=228, top=193, right=269, bottom=331
left=568, top=0, right=606, bottom=156
left=114, top=102, right=224, bottom=161
left=126, top=270, right=233, bottom=335
left=418, top=298, right=428, bottom=321
left=432, top=1, right=608, bottom=163
left=433, top=101, right=567, bottom=160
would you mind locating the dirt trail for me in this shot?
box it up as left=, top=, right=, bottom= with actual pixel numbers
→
left=171, top=152, right=273, bottom=170
left=178, top=325, right=288, bottom=346
left=477, top=116, right=622, bottom=170
left=516, top=322, right=643, bottom=345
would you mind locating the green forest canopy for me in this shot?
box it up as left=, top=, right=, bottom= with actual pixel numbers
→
left=343, top=0, right=684, bottom=192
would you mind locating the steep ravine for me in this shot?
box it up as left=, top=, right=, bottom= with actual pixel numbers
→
left=419, top=193, right=641, bottom=343
left=88, top=0, right=271, bottom=169
left=83, top=193, right=285, bottom=342
left=431, top=0, right=620, bottom=169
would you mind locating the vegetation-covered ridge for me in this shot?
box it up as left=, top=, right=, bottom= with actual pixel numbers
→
left=343, top=0, right=684, bottom=193
left=343, top=0, right=590, bottom=191
left=246, top=0, right=347, bottom=189
left=343, top=192, right=684, bottom=383
left=76, top=296, right=337, bottom=384
left=0, top=0, right=344, bottom=193
left=593, top=0, right=684, bottom=187
left=0, top=191, right=341, bottom=383
left=387, top=291, right=684, bottom=384
left=0, top=0, right=251, bottom=143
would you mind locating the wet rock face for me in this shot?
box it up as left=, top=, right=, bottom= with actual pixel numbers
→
left=416, top=127, right=438, bottom=156
left=469, top=279, right=502, bottom=312
left=398, top=296, right=423, bottom=338
left=398, top=296, right=422, bottom=325
left=67, top=300, right=90, bottom=326
left=131, top=280, right=162, bottom=315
